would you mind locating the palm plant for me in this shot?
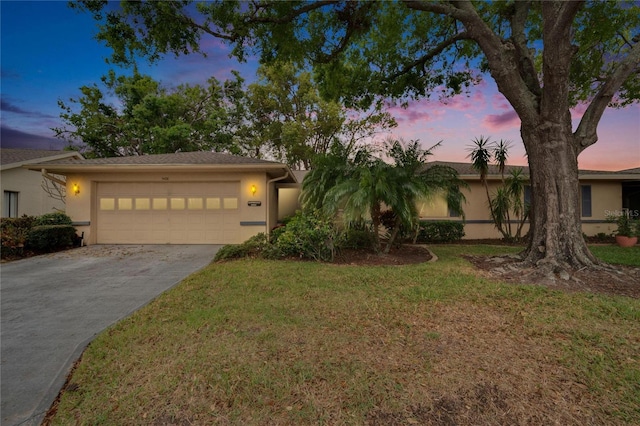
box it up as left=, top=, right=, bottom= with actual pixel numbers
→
left=468, top=136, right=493, bottom=199
left=468, top=137, right=530, bottom=241
left=309, top=139, right=467, bottom=253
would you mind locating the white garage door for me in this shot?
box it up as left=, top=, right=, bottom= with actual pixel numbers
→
left=96, top=182, right=241, bottom=244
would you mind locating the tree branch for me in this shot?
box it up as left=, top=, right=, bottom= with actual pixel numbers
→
left=249, top=0, right=340, bottom=24
left=574, top=41, right=640, bottom=152
left=384, top=31, right=471, bottom=81
left=510, top=1, right=541, bottom=99
left=402, top=0, right=472, bottom=20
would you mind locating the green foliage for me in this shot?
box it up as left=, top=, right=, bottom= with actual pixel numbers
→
left=54, top=70, right=246, bottom=157
left=1, top=216, right=37, bottom=258
left=608, top=211, right=640, bottom=237
left=27, top=225, right=78, bottom=252
left=468, top=137, right=529, bottom=241
left=214, top=233, right=279, bottom=262
left=213, top=244, right=249, bottom=262
left=303, top=139, right=467, bottom=253
left=270, top=210, right=338, bottom=262
left=34, top=212, right=73, bottom=226
left=416, top=221, right=465, bottom=243
left=217, top=216, right=349, bottom=262
left=340, top=226, right=376, bottom=250
left=380, top=210, right=413, bottom=243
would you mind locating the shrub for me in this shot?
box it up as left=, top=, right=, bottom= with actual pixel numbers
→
left=214, top=244, right=249, bottom=262
left=272, top=210, right=338, bottom=261
left=379, top=210, right=413, bottom=243
left=341, top=227, right=375, bottom=250
left=1, top=216, right=37, bottom=258
left=214, top=233, right=282, bottom=262
left=34, top=212, right=73, bottom=226
left=416, top=221, right=465, bottom=243
left=27, top=225, right=77, bottom=252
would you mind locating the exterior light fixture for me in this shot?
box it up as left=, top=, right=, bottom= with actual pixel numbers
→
left=73, top=183, right=80, bottom=195
left=251, top=184, right=257, bottom=196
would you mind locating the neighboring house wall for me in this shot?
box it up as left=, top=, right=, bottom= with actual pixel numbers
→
left=579, top=180, right=620, bottom=236
left=418, top=179, right=621, bottom=239
left=65, top=171, right=271, bottom=245
left=1, top=168, right=65, bottom=217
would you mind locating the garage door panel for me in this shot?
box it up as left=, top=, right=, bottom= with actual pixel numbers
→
left=97, top=182, right=241, bottom=244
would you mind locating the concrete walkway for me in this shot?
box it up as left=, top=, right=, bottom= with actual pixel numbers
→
left=1, top=244, right=220, bottom=426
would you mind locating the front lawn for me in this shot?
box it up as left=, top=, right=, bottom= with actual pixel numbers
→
left=47, top=245, right=639, bottom=425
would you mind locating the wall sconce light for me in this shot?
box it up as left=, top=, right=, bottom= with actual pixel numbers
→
left=250, top=184, right=257, bottom=196
left=72, top=183, right=80, bottom=195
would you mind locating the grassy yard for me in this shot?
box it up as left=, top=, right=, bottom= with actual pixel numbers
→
left=48, top=245, right=639, bottom=425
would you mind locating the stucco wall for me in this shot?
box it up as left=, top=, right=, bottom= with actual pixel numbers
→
left=1, top=168, right=66, bottom=217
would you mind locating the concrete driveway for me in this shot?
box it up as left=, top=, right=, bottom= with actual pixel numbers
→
left=1, top=244, right=221, bottom=426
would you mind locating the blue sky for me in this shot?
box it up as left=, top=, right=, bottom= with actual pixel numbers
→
left=1, top=0, right=639, bottom=170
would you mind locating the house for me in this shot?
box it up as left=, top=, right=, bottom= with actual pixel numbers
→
left=414, top=162, right=640, bottom=239
left=20, top=150, right=639, bottom=244
left=1, top=148, right=84, bottom=218
left=23, top=151, right=297, bottom=245
left=282, top=162, right=640, bottom=240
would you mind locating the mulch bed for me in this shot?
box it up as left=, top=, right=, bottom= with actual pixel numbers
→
left=333, top=245, right=432, bottom=265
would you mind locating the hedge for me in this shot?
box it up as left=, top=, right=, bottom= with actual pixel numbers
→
left=27, top=225, right=78, bottom=252
left=416, top=221, right=465, bottom=243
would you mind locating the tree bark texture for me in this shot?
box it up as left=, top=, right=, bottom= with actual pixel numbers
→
left=520, top=122, right=598, bottom=268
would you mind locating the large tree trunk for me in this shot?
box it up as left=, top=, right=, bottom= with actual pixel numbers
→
left=520, top=121, right=599, bottom=269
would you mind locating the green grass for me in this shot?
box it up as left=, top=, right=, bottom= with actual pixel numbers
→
left=48, top=245, right=640, bottom=425
left=589, top=244, right=640, bottom=266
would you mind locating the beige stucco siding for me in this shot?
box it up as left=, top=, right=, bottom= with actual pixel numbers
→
left=1, top=168, right=66, bottom=217
left=417, top=180, right=622, bottom=239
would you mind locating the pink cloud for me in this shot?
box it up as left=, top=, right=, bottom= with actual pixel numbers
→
left=570, top=102, right=588, bottom=120
left=491, top=93, right=511, bottom=111
left=482, top=110, right=521, bottom=130
left=387, top=99, right=445, bottom=125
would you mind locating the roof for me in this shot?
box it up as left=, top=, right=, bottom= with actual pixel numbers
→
left=428, top=161, right=640, bottom=180
left=23, top=151, right=297, bottom=182
left=1, top=148, right=83, bottom=170
left=618, top=167, right=640, bottom=173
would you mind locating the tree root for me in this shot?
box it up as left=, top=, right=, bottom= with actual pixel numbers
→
left=464, top=255, right=640, bottom=299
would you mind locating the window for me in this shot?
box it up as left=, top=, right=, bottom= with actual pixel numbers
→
left=188, top=198, right=203, bottom=210
left=170, top=198, right=185, bottom=210
left=206, top=198, right=220, bottom=210
left=135, top=198, right=150, bottom=210
left=524, top=186, right=532, bottom=209
left=447, top=198, right=461, bottom=218
left=581, top=185, right=592, bottom=217
left=223, top=197, right=238, bottom=209
left=153, top=198, right=167, bottom=210
left=3, top=191, right=18, bottom=217
left=118, top=198, right=133, bottom=210
left=99, top=198, right=115, bottom=211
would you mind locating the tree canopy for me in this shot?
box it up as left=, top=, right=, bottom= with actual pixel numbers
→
left=74, top=0, right=640, bottom=273
left=54, top=70, right=246, bottom=157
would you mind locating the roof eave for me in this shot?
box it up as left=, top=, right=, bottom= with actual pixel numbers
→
left=1, top=152, right=83, bottom=171
left=23, top=162, right=298, bottom=183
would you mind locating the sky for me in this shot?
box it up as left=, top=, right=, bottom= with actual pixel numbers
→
left=1, top=1, right=639, bottom=171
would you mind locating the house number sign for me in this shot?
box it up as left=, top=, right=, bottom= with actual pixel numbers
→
left=248, top=201, right=262, bottom=207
